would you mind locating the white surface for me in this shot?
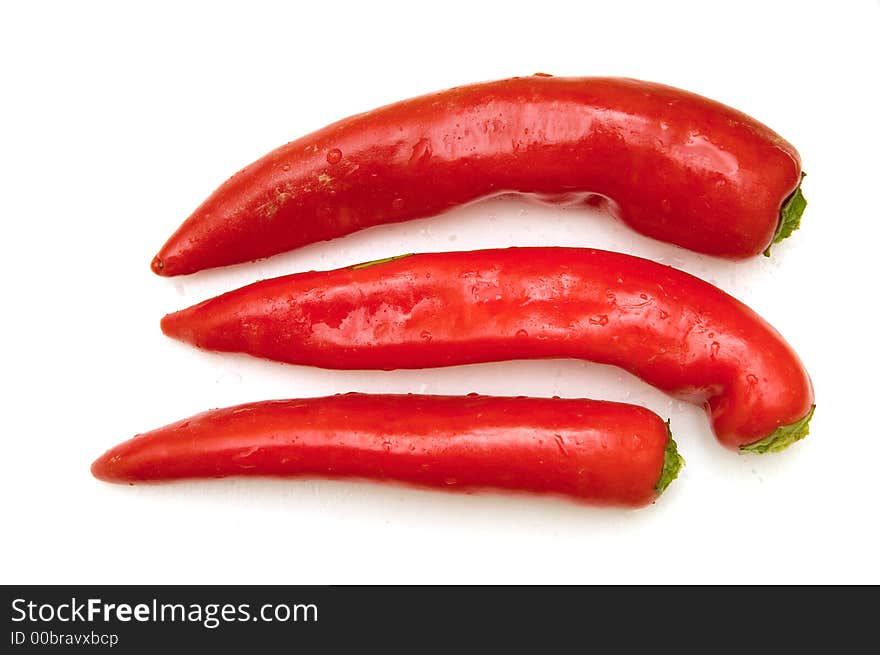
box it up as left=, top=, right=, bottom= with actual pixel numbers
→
left=1, top=0, right=878, bottom=584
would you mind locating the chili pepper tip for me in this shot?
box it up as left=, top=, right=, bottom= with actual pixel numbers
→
left=150, top=255, right=166, bottom=275
left=159, top=309, right=187, bottom=342
left=90, top=452, right=120, bottom=483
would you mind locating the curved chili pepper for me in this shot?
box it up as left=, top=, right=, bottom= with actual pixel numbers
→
left=151, top=75, right=805, bottom=277
left=91, top=394, right=682, bottom=507
left=161, top=248, right=815, bottom=451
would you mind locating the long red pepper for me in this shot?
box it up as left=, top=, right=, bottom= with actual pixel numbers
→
left=91, top=394, right=682, bottom=507
left=151, top=75, right=804, bottom=277
left=161, top=248, right=815, bottom=452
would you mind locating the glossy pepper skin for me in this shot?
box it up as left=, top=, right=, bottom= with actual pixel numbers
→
left=161, top=248, right=815, bottom=451
left=151, top=76, right=804, bottom=276
left=91, top=394, right=681, bottom=507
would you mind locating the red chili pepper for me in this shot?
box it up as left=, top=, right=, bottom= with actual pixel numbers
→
left=90, top=394, right=682, bottom=507
left=161, top=248, right=815, bottom=452
left=150, top=75, right=805, bottom=277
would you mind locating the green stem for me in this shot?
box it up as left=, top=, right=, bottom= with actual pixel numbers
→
left=655, top=421, right=684, bottom=496
left=764, top=172, right=807, bottom=256
left=350, top=253, right=414, bottom=270
left=740, top=405, right=816, bottom=454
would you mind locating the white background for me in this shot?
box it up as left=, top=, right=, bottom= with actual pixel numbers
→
left=2, top=1, right=878, bottom=584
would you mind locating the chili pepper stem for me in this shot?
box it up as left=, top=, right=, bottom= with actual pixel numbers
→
left=764, top=173, right=807, bottom=256
left=740, top=405, right=816, bottom=454
left=350, top=253, right=414, bottom=270
left=655, top=422, right=684, bottom=496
